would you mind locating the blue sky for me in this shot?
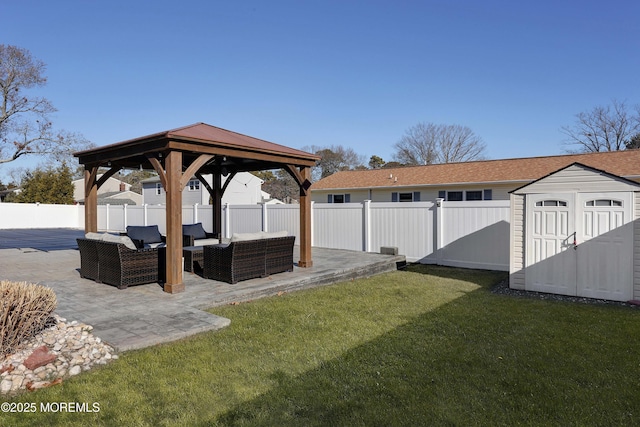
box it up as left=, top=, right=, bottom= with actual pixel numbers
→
left=2, top=0, right=639, bottom=178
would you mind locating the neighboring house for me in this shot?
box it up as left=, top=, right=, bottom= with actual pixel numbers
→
left=0, top=188, right=21, bottom=202
left=95, top=191, right=143, bottom=206
left=72, top=175, right=142, bottom=205
left=141, top=172, right=270, bottom=205
left=310, top=150, right=640, bottom=203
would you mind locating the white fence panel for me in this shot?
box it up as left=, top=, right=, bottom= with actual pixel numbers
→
left=146, top=205, right=167, bottom=234
left=313, top=203, right=364, bottom=251
left=195, top=205, right=214, bottom=233
left=105, top=205, right=126, bottom=231
left=126, top=206, right=145, bottom=228
left=0, top=203, right=83, bottom=229
left=266, top=204, right=300, bottom=242
left=97, top=205, right=108, bottom=231
left=370, top=202, right=435, bottom=262
left=439, top=201, right=510, bottom=270
left=182, top=205, right=198, bottom=225
left=228, top=205, right=263, bottom=235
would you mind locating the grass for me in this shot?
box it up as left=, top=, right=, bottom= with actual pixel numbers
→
left=2, top=265, right=640, bottom=426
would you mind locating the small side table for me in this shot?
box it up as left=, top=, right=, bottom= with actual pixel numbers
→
left=183, top=246, right=204, bottom=273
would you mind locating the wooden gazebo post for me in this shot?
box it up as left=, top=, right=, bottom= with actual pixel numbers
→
left=164, top=150, right=184, bottom=293
left=84, top=167, right=98, bottom=233
left=298, top=166, right=313, bottom=267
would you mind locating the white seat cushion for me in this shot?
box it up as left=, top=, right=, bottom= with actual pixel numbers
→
left=194, top=238, right=219, bottom=246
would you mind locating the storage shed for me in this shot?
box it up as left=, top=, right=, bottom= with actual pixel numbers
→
left=509, top=162, right=640, bottom=302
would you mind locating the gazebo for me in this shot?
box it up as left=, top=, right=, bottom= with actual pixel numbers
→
left=74, top=123, right=320, bottom=293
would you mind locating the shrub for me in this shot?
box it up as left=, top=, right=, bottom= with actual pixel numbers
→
left=0, top=281, right=57, bottom=357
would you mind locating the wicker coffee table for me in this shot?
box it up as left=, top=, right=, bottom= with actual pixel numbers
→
left=183, top=246, right=204, bottom=272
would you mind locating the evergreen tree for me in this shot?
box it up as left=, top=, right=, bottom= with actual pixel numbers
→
left=9, top=164, right=74, bottom=204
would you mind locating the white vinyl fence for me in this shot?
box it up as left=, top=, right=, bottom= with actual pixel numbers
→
left=0, top=203, right=85, bottom=229
left=0, top=200, right=510, bottom=270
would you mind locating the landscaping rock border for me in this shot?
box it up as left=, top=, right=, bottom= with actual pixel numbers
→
left=491, top=279, right=640, bottom=308
left=0, top=315, right=117, bottom=396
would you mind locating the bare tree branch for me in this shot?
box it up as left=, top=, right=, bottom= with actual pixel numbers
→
left=301, top=144, right=366, bottom=181
left=393, top=122, right=486, bottom=165
left=561, top=99, right=640, bottom=153
left=0, top=45, right=92, bottom=167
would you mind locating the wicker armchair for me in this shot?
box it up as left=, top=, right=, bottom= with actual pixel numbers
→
left=77, top=238, right=100, bottom=282
left=126, top=225, right=166, bottom=248
left=95, top=241, right=160, bottom=289
left=265, top=236, right=296, bottom=275
left=203, top=239, right=268, bottom=284
left=182, top=223, right=219, bottom=247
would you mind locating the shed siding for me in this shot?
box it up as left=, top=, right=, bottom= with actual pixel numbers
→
left=515, top=165, right=640, bottom=194
left=635, top=192, right=640, bottom=300
left=509, top=194, right=525, bottom=289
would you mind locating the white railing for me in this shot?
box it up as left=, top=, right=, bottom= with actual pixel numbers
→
left=0, top=200, right=511, bottom=270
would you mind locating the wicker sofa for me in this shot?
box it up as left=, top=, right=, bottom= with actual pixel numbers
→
left=265, top=236, right=296, bottom=275
left=77, top=233, right=160, bottom=289
left=77, top=237, right=100, bottom=281
left=203, top=232, right=295, bottom=284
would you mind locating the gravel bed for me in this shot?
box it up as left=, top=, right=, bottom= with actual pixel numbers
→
left=491, top=279, right=640, bottom=309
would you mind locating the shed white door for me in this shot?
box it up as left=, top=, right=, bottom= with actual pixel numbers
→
left=576, top=192, right=633, bottom=301
left=526, top=192, right=634, bottom=301
left=526, top=194, right=576, bottom=295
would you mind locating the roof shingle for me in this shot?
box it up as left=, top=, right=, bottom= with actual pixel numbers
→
left=311, top=150, right=640, bottom=190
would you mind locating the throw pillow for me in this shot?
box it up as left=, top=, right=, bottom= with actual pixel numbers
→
left=101, top=233, right=138, bottom=250
left=182, top=223, right=207, bottom=239
left=126, top=225, right=163, bottom=244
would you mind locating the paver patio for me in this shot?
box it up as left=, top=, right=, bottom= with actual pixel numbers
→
left=0, top=229, right=405, bottom=351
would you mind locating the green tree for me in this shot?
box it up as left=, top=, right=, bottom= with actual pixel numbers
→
left=626, top=133, right=640, bottom=150
left=368, top=155, right=385, bottom=169
left=252, top=170, right=277, bottom=182
left=382, top=161, right=405, bottom=169
left=258, top=169, right=299, bottom=202
left=9, top=164, right=74, bottom=204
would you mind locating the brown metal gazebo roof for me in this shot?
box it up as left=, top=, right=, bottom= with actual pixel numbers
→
left=75, top=123, right=320, bottom=293
left=75, top=122, right=319, bottom=172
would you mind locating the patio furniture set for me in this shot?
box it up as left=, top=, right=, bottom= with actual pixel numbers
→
left=76, top=224, right=295, bottom=289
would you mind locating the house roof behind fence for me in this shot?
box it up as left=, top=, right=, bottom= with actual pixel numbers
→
left=311, top=149, right=640, bottom=190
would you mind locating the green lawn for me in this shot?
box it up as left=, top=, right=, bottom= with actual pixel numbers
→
left=2, top=265, right=640, bottom=426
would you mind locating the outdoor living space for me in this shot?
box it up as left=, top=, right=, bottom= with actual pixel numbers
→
left=0, top=228, right=405, bottom=352
left=4, top=244, right=640, bottom=425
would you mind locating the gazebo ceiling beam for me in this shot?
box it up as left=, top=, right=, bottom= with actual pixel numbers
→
left=167, top=141, right=317, bottom=167
left=96, top=166, right=123, bottom=189
left=284, top=164, right=313, bottom=196
left=147, top=155, right=167, bottom=190
left=180, top=154, right=214, bottom=189
left=75, top=141, right=167, bottom=167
